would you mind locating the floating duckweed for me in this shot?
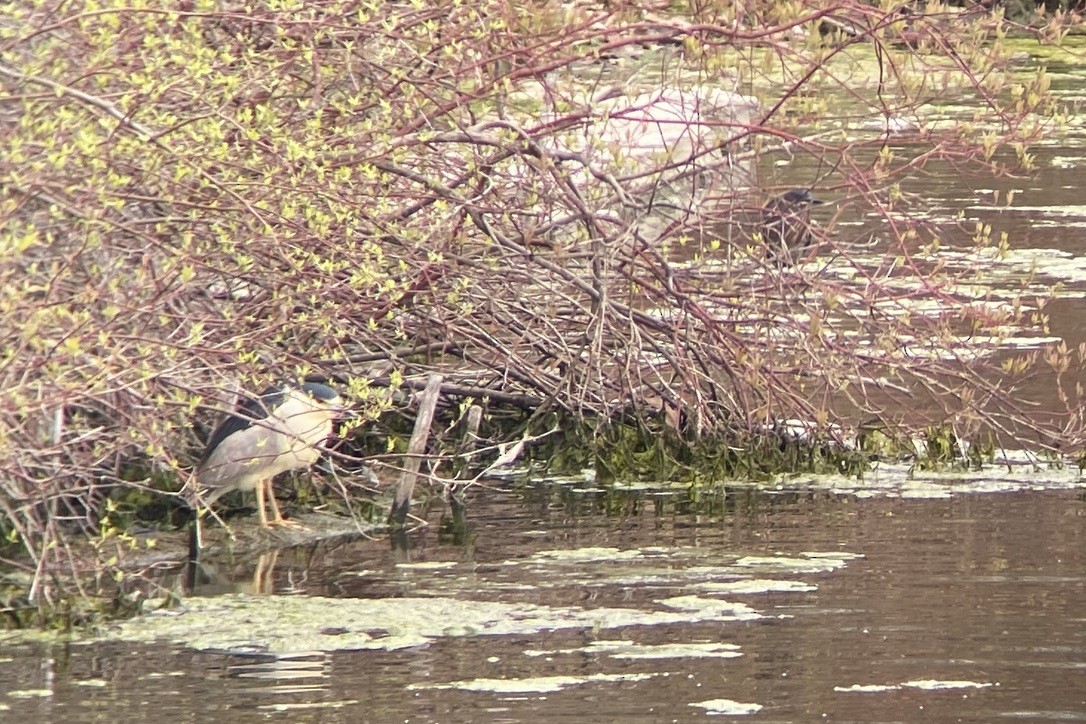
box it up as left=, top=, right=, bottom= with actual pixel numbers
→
left=407, top=672, right=659, bottom=694
left=106, top=594, right=766, bottom=655
left=689, top=698, right=764, bottom=715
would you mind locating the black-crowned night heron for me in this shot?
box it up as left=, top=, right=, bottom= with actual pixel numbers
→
left=761, top=188, right=824, bottom=263
left=189, top=381, right=343, bottom=528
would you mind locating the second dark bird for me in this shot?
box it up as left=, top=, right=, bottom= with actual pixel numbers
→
left=760, top=188, right=824, bottom=264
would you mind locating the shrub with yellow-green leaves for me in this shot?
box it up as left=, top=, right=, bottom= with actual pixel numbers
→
left=0, top=1, right=431, bottom=568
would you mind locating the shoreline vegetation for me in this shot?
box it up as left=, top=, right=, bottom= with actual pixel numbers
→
left=2, top=0, right=1085, bottom=621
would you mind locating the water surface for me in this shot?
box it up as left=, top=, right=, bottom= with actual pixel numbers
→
left=2, top=481, right=1084, bottom=722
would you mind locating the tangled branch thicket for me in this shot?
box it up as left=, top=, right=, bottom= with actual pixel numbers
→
left=0, top=1, right=1077, bottom=569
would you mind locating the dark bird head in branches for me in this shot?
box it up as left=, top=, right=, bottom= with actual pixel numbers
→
left=761, top=188, right=825, bottom=264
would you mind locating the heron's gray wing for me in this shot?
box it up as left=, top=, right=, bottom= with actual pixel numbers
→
left=199, top=386, right=285, bottom=464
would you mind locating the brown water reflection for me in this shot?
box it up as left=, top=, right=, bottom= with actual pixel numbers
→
left=2, top=483, right=1084, bottom=722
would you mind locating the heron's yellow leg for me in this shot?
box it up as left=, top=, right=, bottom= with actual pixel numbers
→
left=255, top=479, right=270, bottom=528
left=267, top=481, right=285, bottom=523
left=265, top=479, right=304, bottom=528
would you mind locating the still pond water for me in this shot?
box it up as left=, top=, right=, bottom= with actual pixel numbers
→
left=2, top=473, right=1084, bottom=723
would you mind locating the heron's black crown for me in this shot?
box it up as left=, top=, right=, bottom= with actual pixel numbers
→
left=301, top=381, right=339, bottom=403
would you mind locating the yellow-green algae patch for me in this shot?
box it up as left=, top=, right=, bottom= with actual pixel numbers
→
left=524, top=546, right=652, bottom=564
left=73, top=679, right=108, bottom=687
left=405, top=672, right=659, bottom=694
left=494, top=546, right=855, bottom=594
left=734, top=553, right=862, bottom=574
left=6, top=689, right=53, bottom=699
left=394, top=561, right=460, bottom=570
left=689, top=698, right=763, bottom=715
left=138, top=671, right=185, bottom=680
left=388, top=545, right=848, bottom=599
left=691, top=579, right=817, bottom=595
left=105, top=593, right=763, bottom=655
left=769, top=459, right=1086, bottom=498
left=260, top=700, right=360, bottom=712
left=835, top=684, right=901, bottom=693
left=903, top=679, right=995, bottom=691
left=654, top=596, right=760, bottom=619
left=525, top=639, right=743, bottom=660
left=836, top=679, right=995, bottom=692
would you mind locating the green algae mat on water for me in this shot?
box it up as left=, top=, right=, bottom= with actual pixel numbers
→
left=107, top=593, right=760, bottom=655
left=100, top=546, right=869, bottom=655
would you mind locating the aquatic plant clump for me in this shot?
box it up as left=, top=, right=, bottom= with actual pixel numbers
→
left=0, top=0, right=1081, bottom=601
